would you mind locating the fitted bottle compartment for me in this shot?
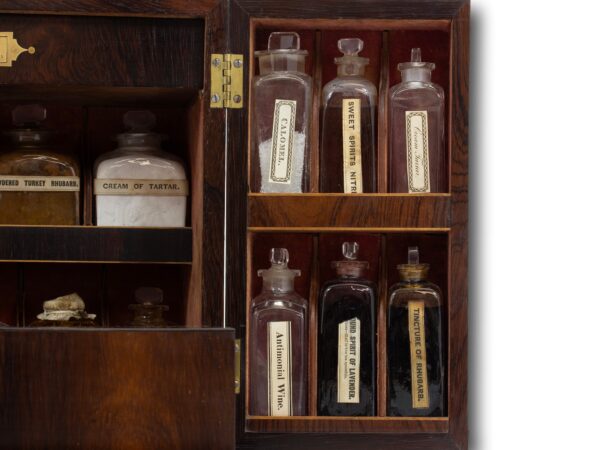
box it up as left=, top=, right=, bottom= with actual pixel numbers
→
left=247, top=20, right=451, bottom=194
left=245, top=231, right=449, bottom=433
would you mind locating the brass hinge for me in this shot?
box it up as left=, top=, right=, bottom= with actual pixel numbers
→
left=0, top=32, right=35, bottom=68
left=234, top=338, right=241, bottom=394
left=210, top=53, right=243, bottom=109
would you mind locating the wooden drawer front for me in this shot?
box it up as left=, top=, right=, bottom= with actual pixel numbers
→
left=0, top=328, right=234, bottom=450
left=0, top=15, right=204, bottom=88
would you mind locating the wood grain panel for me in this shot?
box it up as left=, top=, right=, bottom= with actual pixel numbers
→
left=0, top=328, right=235, bottom=450
left=0, top=15, right=204, bottom=88
left=248, top=194, right=451, bottom=229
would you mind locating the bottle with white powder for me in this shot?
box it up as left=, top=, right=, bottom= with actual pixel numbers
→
left=94, top=111, right=188, bottom=227
left=251, top=32, right=312, bottom=193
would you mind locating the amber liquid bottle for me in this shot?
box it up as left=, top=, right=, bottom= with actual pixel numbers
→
left=249, top=248, right=308, bottom=416
left=387, top=247, right=445, bottom=416
left=320, top=38, right=377, bottom=193
left=317, top=242, right=376, bottom=416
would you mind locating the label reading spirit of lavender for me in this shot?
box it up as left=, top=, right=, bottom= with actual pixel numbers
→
left=268, top=321, right=293, bottom=416
left=337, top=317, right=361, bottom=403
left=342, top=98, right=364, bottom=193
left=0, top=175, right=80, bottom=192
left=269, top=99, right=296, bottom=184
left=408, top=301, right=430, bottom=409
left=94, top=179, right=189, bottom=196
left=405, top=111, right=431, bottom=193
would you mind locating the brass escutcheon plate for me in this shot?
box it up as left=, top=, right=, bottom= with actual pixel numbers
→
left=0, top=32, right=35, bottom=67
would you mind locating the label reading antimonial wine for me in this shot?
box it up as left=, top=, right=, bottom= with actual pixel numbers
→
left=269, top=99, right=297, bottom=184
left=408, top=301, right=430, bottom=409
left=405, top=111, right=431, bottom=193
left=342, top=98, right=363, bottom=193
left=337, top=317, right=361, bottom=403
left=93, top=179, right=188, bottom=196
left=268, top=321, right=293, bottom=416
left=0, top=175, right=80, bottom=192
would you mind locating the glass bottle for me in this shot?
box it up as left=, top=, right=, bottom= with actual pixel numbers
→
left=29, top=293, right=97, bottom=327
left=320, top=38, right=377, bottom=193
left=317, top=242, right=376, bottom=416
left=0, top=105, right=80, bottom=225
left=129, top=287, right=172, bottom=327
left=389, top=48, right=445, bottom=193
left=94, top=110, right=188, bottom=227
left=249, top=248, right=308, bottom=416
left=387, top=247, right=444, bottom=416
left=251, top=32, right=312, bottom=193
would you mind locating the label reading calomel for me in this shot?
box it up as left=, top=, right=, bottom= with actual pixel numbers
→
left=269, top=99, right=297, bottom=184
left=408, top=301, right=430, bottom=409
left=342, top=98, right=363, bottom=193
left=268, top=321, right=293, bottom=416
left=337, top=317, right=360, bottom=403
left=405, top=111, right=431, bottom=193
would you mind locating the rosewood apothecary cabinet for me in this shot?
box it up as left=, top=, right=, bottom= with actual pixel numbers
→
left=0, top=0, right=469, bottom=449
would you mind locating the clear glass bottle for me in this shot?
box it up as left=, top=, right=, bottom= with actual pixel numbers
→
left=251, top=32, right=312, bottom=193
left=387, top=247, right=444, bottom=416
left=129, top=287, right=172, bottom=327
left=320, top=38, right=377, bottom=193
left=317, top=242, right=376, bottom=416
left=389, top=48, right=445, bottom=193
left=94, top=110, right=188, bottom=227
left=249, top=248, right=308, bottom=416
left=29, top=293, right=97, bottom=327
left=0, top=105, right=80, bottom=225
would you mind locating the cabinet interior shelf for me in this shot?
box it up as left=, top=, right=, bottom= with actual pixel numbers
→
left=0, top=226, right=193, bottom=264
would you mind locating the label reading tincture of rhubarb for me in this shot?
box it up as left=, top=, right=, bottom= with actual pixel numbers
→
left=405, top=111, right=431, bottom=193
left=0, top=175, right=80, bottom=192
left=94, top=179, right=188, bottom=196
left=268, top=321, right=292, bottom=416
left=408, top=301, right=430, bottom=409
left=337, top=317, right=361, bottom=403
left=342, top=98, right=363, bottom=193
left=269, top=99, right=296, bottom=184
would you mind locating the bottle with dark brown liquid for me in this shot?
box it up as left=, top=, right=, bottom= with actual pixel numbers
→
left=387, top=247, right=444, bottom=416
left=317, top=242, right=376, bottom=416
left=320, top=38, right=377, bottom=193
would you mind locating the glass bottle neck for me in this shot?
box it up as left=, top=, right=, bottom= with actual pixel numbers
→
left=401, top=68, right=432, bottom=83
left=258, top=54, right=307, bottom=74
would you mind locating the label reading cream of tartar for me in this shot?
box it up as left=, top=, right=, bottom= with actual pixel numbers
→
left=268, top=321, right=293, bottom=416
left=405, top=111, right=431, bottom=193
left=269, top=99, right=296, bottom=184
left=94, top=179, right=188, bottom=196
left=342, top=98, right=363, bottom=193
left=408, top=300, right=430, bottom=409
left=0, top=175, right=80, bottom=192
left=337, top=317, right=360, bottom=404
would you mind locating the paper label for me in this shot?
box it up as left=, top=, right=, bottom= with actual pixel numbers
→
left=405, top=111, right=431, bottom=193
left=337, top=317, right=360, bottom=403
left=268, top=321, right=293, bottom=416
left=269, top=99, right=296, bottom=184
left=0, top=175, right=80, bottom=192
left=342, top=98, right=364, bottom=193
left=408, top=301, right=430, bottom=409
left=94, top=179, right=188, bottom=196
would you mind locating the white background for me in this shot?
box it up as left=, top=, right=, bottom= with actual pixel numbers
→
left=472, top=0, right=600, bottom=449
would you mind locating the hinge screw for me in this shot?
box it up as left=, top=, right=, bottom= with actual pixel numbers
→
left=233, top=59, right=242, bottom=68
left=233, top=95, right=242, bottom=104
left=211, top=94, right=220, bottom=103
left=212, top=58, right=221, bottom=67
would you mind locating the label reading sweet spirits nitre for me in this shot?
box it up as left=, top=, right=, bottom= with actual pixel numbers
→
left=94, top=179, right=188, bottom=196
left=405, top=111, right=431, bottom=193
left=408, top=301, right=430, bottom=409
left=337, top=317, right=361, bottom=403
left=269, top=99, right=297, bottom=184
left=342, top=98, right=363, bottom=193
left=268, top=321, right=293, bottom=416
left=0, top=175, right=80, bottom=192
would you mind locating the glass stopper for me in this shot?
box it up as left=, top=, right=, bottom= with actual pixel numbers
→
left=411, top=48, right=422, bottom=63
left=408, top=246, right=420, bottom=265
left=12, top=104, right=46, bottom=127
left=270, top=248, right=289, bottom=267
left=135, top=287, right=164, bottom=305
left=123, top=110, right=156, bottom=132
left=342, top=242, right=359, bottom=260
left=268, top=32, right=301, bottom=51
left=338, top=38, right=364, bottom=56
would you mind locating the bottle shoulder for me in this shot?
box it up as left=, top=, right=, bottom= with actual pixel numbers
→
left=94, top=148, right=186, bottom=179
left=389, top=81, right=444, bottom=100
left=251, top=291, right=308, bottom=311
left=388, top=281, right=442, bottom=306
left=253, top=71, right=312, bottom=87
left=322, top=77, right=378, bottom=105
left=320, top=277, right=377, bottom=295
left=0, top=148, right=80, bottom=175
